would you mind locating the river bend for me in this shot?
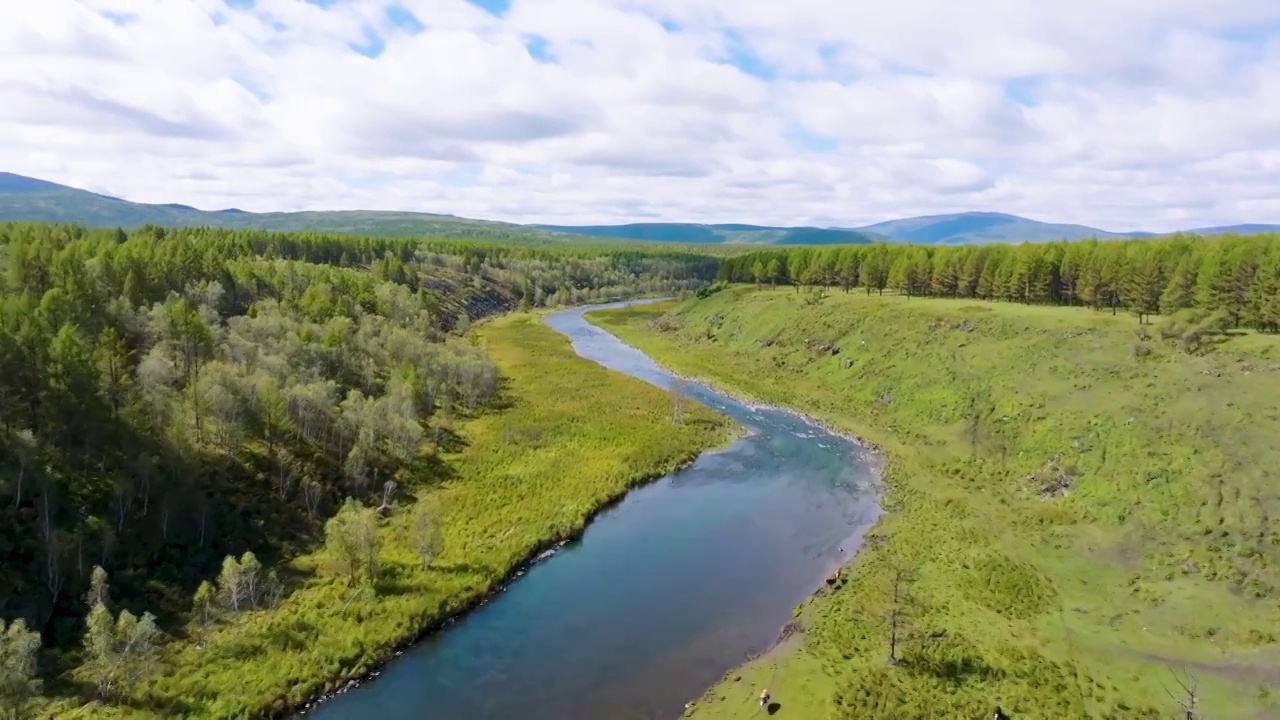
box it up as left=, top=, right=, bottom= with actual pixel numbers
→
left=305, top=299, right=881, bottom=719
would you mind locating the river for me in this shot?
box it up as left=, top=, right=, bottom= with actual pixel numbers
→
left=304, top=299, right=882, bottom=719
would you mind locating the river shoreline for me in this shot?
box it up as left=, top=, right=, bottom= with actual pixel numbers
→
left=287, top=447, right=715, bottom=719
left=578, top=308, right=893, bottom=716
left=580, top=307, right=888, bottom=487
left=289, top=302, right=884, bottom=720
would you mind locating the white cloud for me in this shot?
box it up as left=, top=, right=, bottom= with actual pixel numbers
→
left=1, top=0, right=1279, bottom=231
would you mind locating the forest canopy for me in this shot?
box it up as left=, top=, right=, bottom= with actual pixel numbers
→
left=0, top=222, right=717, bottom=670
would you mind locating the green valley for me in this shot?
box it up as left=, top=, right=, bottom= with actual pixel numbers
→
left=7, top=1, right=1279, bottom=717
left=4, top=217, right=1280, bottom=720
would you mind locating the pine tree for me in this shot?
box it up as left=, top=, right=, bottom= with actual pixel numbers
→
left=1248, top=247, right=1280, bottom=333
left=1160, top=254, right=1200, bottom=314
left=1123, top=246, right=1165, bottom=324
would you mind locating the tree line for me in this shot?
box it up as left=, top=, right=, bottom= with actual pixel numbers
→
left=0, top=222, right=718, bottom=714
left=716, top=233, right=1280, bottom=331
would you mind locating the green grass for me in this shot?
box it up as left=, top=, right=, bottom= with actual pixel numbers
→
left=41, top=313, right=735, bottom=719
left=588, top=286, right=1280, bottom=720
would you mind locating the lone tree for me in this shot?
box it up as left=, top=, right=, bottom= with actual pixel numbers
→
left=414, top=497, right=445, bottom=570
left=0, top=618, right=42, bottom=719
left=376, top=480, right=398, bottom=515
left=884, top=557, right=920, bottom=665
left=670, top=376, right=690, bottom=424
left=84, top=565, right=110, bottom=609
left=1164, top=667, right=1200, bottom=719
left=961, top=380, right=993, bottom=458
left=192, top=580, right=216, bottom=634
left=325, top=498, right=381, bottom=587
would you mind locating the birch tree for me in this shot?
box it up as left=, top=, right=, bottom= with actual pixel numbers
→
left=0, top=618, right=41, bottom=719
left=414, top=497, right=445, bottom=570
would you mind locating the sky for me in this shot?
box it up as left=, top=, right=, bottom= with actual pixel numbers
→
left=1, top=0, right=1279, bottom=231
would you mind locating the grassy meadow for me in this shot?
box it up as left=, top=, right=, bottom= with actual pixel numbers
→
left=42, top=313, right=735, bottom=719
left=588, top=286, right=1280, bottom=720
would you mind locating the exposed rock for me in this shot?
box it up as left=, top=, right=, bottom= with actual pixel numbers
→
left=842, top=358, right=854, bottom=369
left=777, top=620, right=803, bottom=643
left=806, top=338, right=840, bottom=356
left=1029, top=461, right=1080, bottom=499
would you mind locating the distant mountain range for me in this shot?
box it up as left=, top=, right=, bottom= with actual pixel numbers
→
left=534, top=223, right=885, bottom=244
left=843, top=212, right=1156, bottom=244
left=2, top=172, right=1276, bottom=246
left=0, top=172, right=574, bottom=244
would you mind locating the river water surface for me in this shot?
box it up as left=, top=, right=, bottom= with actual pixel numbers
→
left=306, top=299, right=881, bottom=720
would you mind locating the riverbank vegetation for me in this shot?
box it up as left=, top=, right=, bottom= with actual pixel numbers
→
left=0, top=222, right=731, bottom=718
left=589, top=276, right=1280, bottom=719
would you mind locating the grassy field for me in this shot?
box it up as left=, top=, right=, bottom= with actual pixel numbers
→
left=43, top=313, right=735, bottom=719
left=589, top=286, right=1280, bottom=720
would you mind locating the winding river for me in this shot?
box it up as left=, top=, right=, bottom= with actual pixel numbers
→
left=306, top=299, right=882, bottom=720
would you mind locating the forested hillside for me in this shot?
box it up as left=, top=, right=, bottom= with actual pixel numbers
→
left=0, top=222, right=722, bottom=717
left=716, top=233, right=1280, bottom=330
left=0, top=173, right=577, bottom=243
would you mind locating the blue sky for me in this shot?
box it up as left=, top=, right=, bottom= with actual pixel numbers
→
left=2, top=0, right=1279, bottom=230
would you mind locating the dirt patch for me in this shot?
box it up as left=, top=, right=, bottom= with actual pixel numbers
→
left=1122, top=646, right=1280, bottom=688
left=1026, top=460, right=1080, bottom=499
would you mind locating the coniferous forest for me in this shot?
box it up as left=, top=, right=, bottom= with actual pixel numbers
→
left=716, top=233, right=1280, bottom=332
left=0, top=222, right=717, bottom=716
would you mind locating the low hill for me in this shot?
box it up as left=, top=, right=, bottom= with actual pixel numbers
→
left=0, top=172, right=572, bottom=243
left=846, top=211, right=1136, bottom=244
left=1189, top=223, right=1280, bottom=235
left=3, top=173, right=1276, bottom=246
left=534, top=222, right=887, bottom=245
left=845, top=211, right=1280, bottom=245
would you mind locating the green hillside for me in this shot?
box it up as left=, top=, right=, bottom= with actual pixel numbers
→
left=588, top=232, right=1280, bottom=719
